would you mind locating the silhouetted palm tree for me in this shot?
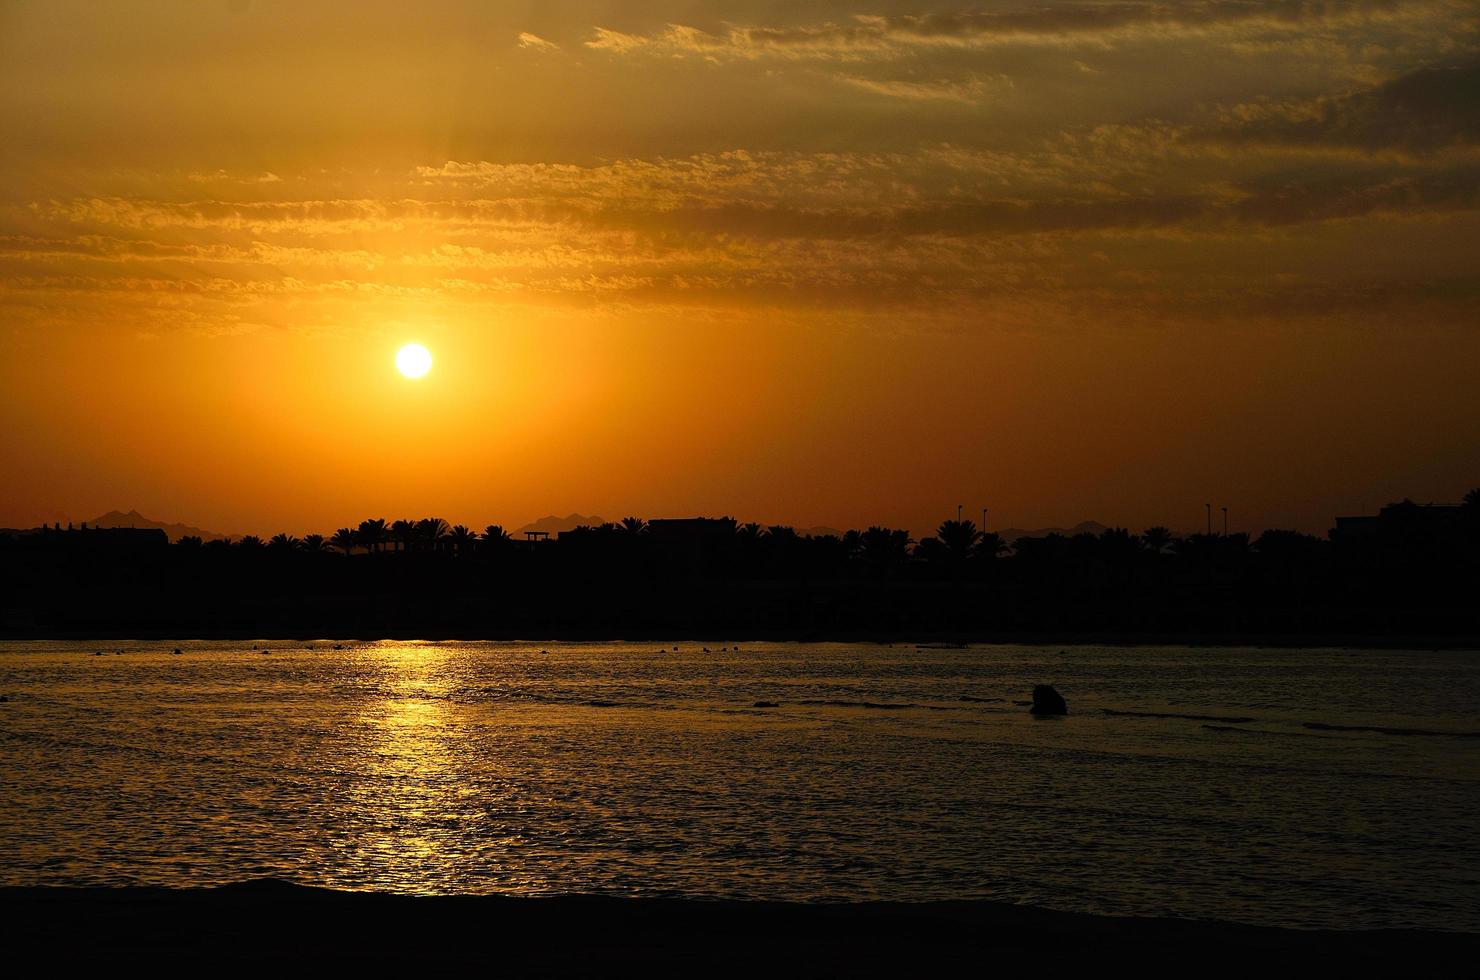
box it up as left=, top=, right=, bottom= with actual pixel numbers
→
left=620, top=517, right=647, bottom=535
left=978, top=532, right=1007, bottom=559
left=914, top=537, right=947, bottom=564
left=448, top=524, right=476, bottom=555
left=1069, top=532, right=1101, bottom=560
left=268, top=533, right=300, bottom=552
left=176, top=535, right=203, bottom=548
left=301, top=534, right=327, bottom=553
left=237, top=535, right=264, bottom=550
left=731, top=521, right=767, bottom=571
left=330, top=528, right=358, bottom=556
left=417, top=518, right=449, bottom=552
left=1253, top=529, right=1327, bottom=561
left=1173, top=532, right=1249, bottom=568
left=935, top=519, right=981, bottom=563
left=358, top=518, right=388, bottom=554
left=768, top=525, right=800, bottom=544
left=1142, top=526, right=1174, bottom=555
left=481, top=525, right=512, bottom=554
left=859, top=526, right=911, bottom=570
left=391, top=520, right=416, bottom=553
left=1099, top=527, right=1141, bottom=563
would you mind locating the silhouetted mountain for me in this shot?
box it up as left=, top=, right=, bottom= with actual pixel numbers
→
left=996, top=521, right=1108, bottom=544
left=516, top=513, right=605, bottom=536
left=88, top=510, right=228, bottom=543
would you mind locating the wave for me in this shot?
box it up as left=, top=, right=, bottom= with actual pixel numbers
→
left=1301, top=721, right=1480, bottom=739
left=1201, top=724, right=1318, bottom=738
left=1203, top=720, right=1480, bottom=739
left=1103, top=709, right=1256, bottom=724
left=456, top=687, right=649, bottom=709
left=795, top=699, right=917, bottom=710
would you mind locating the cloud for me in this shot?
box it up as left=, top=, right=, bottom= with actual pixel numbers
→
left=6, top=58, right=1480, bottom=334
left=517, top=32, right=560, bottom=54
left=580, top=1, right=1465, bottom=61
left=1209, top=54, right=1480, bottom=155
left=187, top=170, right=283, bottom=185
left=851, top=1, right=1443, bottom=47
left=836, top=74, right=1009, bottom=104
left=21, top=147, right=1477, bottom=285
left=583, top=27, right=654, bottom=55
left=1228, top=162, right=1480, bottom=225
left=4, top=5, right=1477, bottom=343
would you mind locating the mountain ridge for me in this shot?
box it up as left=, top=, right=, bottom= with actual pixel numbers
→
left=993, top=520, right=1109, bottom=544
left=88, top=510, right=229, bottom=543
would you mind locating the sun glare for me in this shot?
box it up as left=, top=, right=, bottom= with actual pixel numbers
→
left=396, top=343, right=432, bottom=379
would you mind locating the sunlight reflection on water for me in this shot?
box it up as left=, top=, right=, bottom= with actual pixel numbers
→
left=1, top=640, right=1477, bottom=929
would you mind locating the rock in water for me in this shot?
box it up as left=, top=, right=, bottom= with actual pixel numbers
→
left=1030, top=685, right=1068, bottom=715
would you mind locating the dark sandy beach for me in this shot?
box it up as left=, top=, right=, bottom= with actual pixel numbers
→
left=5, top=881, right=1474, bottom=973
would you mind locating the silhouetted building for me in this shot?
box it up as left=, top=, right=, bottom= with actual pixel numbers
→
left=1, top=524, right=169, bottom=556
left=1331, top=500, right=1465, bottom=574
left=1333, top=500, right=1462, bottom=542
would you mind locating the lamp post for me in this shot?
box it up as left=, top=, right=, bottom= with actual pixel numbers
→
left=1222, top=507, right=1228, bottom=536
left=1205, top=503, right=1211, bottom=536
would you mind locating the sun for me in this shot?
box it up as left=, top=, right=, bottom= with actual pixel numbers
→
left=396, top=343, right=432, bottom=379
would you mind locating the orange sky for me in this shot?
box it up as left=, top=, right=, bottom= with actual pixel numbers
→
left=2, top=1, right=1477, bottom=538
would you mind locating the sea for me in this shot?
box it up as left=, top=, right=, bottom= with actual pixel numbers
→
left=1, top=641, right=1476, bottom=931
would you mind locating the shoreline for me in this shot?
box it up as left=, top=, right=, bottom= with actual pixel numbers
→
left=5, top=880, right=1475, bottom=970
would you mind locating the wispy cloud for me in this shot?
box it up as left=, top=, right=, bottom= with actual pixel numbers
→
left=4, top=56, right=1479, bottom=335
left=1204, top=54, right=1480, bottom=156
left=517, top=32, right=560, bottom=54
left=836, top=73, right=1010, bottom=104
left=579, top=1, right=1467, bottom=62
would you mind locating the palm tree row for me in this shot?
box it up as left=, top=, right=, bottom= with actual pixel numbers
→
left=177, top=520, right=516, bottom=556
left=173, top=489, right=1480, bottom=562
left=331, top=519, right=512, bottom=556
left=173, top=515, right=1206, bottom=564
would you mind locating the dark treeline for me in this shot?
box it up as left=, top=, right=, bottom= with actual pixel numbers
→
left=2, top=492, right=1477, bottom=639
